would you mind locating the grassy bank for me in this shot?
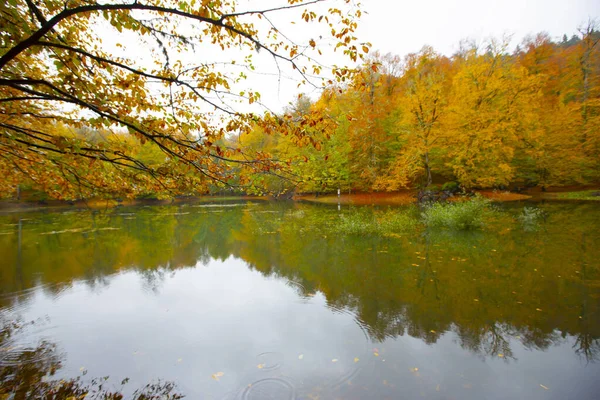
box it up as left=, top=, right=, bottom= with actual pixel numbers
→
left=547, top=190, right=600, bottom=201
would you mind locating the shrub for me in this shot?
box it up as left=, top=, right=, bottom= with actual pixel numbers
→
left=378, top=208, right=419, bottom=233
left=336, top=211, right=380, bottom=235
left=421, top=196, right=492, bottom=230
left=426, top=184, right=442, bottom=192
left=441, top=181, right=459, bottom=192
left=336, top=207, right=419, bottom=236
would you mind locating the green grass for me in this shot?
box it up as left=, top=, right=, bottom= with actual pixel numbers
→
left=421, top=196, right=493, bottom=230
left=335, top=207, right=419, bottom=236
left=554, top=190, right=600, bottom=201
left=334, top=197, right=497, bottom=235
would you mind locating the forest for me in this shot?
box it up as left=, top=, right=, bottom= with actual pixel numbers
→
left=239, top=28, right=600, bottom=196
left=1, top=0, right=598, bottom=200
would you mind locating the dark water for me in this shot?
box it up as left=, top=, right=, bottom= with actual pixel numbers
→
left=0, top=201, right=599, bottom=399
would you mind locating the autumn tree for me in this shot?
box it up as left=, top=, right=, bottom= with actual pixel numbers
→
left=376, top=46, right=452, bottom=190
left=0, top=0, right=367, bottom=199
left=344, top=52, right=403, bottom=190
left=444, top=40, right=543, bottom=188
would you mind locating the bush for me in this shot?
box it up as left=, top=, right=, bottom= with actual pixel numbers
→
left=336, top=207, right=419, bottom=236
left=441, top=181, right=459, bottom=193
left=378, top=208, right=419, bottom=233
left=421, top=196, right=492, bottom=230
left=336, top=211, right=380, bottom=235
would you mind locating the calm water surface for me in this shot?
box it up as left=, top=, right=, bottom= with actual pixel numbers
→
left=0, top=201, right=599, bottom=399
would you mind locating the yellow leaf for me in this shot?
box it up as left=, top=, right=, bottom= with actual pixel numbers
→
left=211, top=372, right=224, bottom=381
left=331, top=359, right=338, bottom=363
left=540, top=384, right=549, bottom=390
left=257, top=363, right=265, bottom=369
left=498, top=354, right=504, bottom=358
left=354, top=357, right=359, bottom=363
left=373, top=352, right=379, bottom=357
left=298, top=354, right=304, bottom=360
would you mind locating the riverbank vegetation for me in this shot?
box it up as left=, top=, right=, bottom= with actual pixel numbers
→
left=1, top=0, right=598, bottom=201
left=240, top=24, right=600, bottom=196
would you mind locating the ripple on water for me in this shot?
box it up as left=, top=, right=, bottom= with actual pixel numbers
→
left=0, top=336, right=56, bottom=368
left=256, top=352, right=283, bottom=372
left=241, top=378, right=296, bottom=400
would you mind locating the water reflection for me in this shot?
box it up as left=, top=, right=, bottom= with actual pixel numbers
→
left=0, top=201, right=599, bottom=399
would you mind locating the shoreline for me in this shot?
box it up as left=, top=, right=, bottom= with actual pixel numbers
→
left=1, top=187, right=598, bottom=213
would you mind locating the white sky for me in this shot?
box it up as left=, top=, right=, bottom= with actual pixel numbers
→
left=357, top=0, right=600, bottom=57
left=253, top=0, right=600, bottom=110
left=85, top=0, right=600, bottom=120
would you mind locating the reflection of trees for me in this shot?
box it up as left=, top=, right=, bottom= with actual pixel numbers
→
left=235, top=203, right=600, bottom=361
left=0, top=318, right=183, bottom=399
left=574, top=332, right=600, bottom=363
left=456, top=323, right=516, bottom=360
left=1, top=202, right=600, bottom=363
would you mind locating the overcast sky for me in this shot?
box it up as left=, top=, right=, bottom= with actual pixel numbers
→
left=357, top=0, right=600, bottom=57
left=94, top=0, right=600, bottom=115
left=251, top=0, right=600, bottom=110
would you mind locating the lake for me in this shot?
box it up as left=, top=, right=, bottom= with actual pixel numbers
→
left=0, top=200, right=599, bottom=399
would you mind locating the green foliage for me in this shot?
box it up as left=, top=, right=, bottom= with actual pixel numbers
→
left=421, top=196, right=493, bottom=230
left=335, top=197, right=497, bottom=235
left=441, top=181, right=459, bottom=192
left=555, top=190, right=600, bottom=200
left=335, top=207, right=420, bottom=236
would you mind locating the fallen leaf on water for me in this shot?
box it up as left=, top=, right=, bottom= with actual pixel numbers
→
left=536, top=308, right=543, bottom=312
left=436, top=384, right=440, bottom=392
left=373, top=352, right=379, bottom=357
left=498, top=354, right=504, bottom=358
left=473, top=299, right=479, bottom=302
left=411, top=264, right=420, bottom=267
left=298, top=354, right=304, bottom=360
left=177, top=358, right=182, bottom=363
left=540, top=384, right=549, bottom=390
left=257, top=364, right=265, bottom=369
left=410, top=367, right=419, bottom=373
left=382, top=380, right=388, bottom=386
left=430, top=330, right=436, bottom=333
left=331, top=359, right=338, bottom=363
left=354, top=357, right=359, bottom=363
left=211, top=372, right=224, bottom=381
